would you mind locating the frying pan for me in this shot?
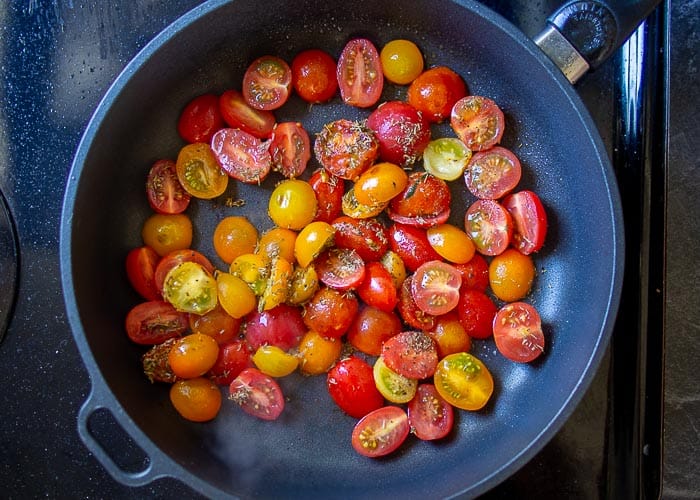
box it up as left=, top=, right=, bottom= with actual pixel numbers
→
left=60, top=0, right=658, bottom=497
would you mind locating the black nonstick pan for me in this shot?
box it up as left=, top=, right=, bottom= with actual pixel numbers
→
left=60, top=0, right=658, bottom=497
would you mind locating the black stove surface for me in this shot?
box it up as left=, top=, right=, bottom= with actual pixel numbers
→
left=1, top=1, right=695, bottom=498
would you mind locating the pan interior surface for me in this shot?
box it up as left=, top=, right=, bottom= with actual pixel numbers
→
left=61, top=0, right=622, bottom=498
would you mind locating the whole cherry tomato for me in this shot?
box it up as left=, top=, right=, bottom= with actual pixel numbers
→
left=291, top=49, right=338, bottom=103
left=327, top=356, right=384, bottom=418
left=367, top=101, right=431, bottom=167
left=407, top=66, right=467, bottom=123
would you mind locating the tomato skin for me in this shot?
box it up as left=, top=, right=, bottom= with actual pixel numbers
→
left=154, top=249, right=215, bottom=296
left=380, top=39, right=424, bottom=85
left=211, top=128, right=272, bottom=184
left=489, top=248, right=536, bottom=302
left=453, top=254, right=490, bottom=292
left=464, top=146, right=522, bottom=200
left=388, top=223, right=442, bottom=273
left=357, top=261, right=398, bottom=313
left=219, top=89, right=275, bottom=139
left=327, top=356, right=384, bottom=418
left=456, top=288, right=498, bottom=340
left=168, top=332, right=220, bottom=379
left=125, top=300, right=189, bottom=345
left=315, top=248, right=366, bottom=291
left=347, top=304, right=403, bottom=356
left=309, top=169, right=344, bottom=223
left=411, top=260, right=462, bottom=316
left=126, top=246, right=161, bottom=301
left=331, top=216, right=389, bottom=262
left=244, top=304, right=306, bottom=351
left=303, top=286, right=359, bottom=339
left=502, top=190, right=548, bottom=255
left=387, top=172, right=451, bottom=228
left=373, top=357, right=418, bottom=403
left=493, top=302, right=545, bottom=363
left=366, top=101, right=431, bottom=167
left=407, top=66, right=467, bottom=123
left=297, top=330, right=342, bottom=376
left=208, top=338, right=253, bottom=385
left=381, top=330, right=438, bottom=379
left=291, top=49, right=338, bottom=103
left=170, top=377, right=222, bottom=422
left=351, top=406, right=410, bottom=458
left=242, top=55, right=292, bottom=111
left=464, top=199, right=513, bottom=256
left=433, top=352, right=494, bottom=411
left=141, top=213, right=193, bottom=257
left=146, top=159, right=191, bottom=215
left=314, top=119, right=379, bottom=180
left=428, top=312, right=472, bottom=359
left=407, top=384, right=454, bottom=441
left=337, top=38, right=383, bottom=108
left=212, top=216, right=258, bottom=265
left=268, top=179, right=318, bottom=230
left=450, top=95, right=505, bottom=151
left=353, top=162, right=409, bottom=206
left=426, top=223, right=476, bottom=265
left=189, top=304, right=242, bottom=345
left=229, top=367, right=285, bottom=420
left=397, top=275, right=437, bottom=331
left=294, top=221, right=335, bottom=268
left=177, top=94, right=224, bottom=143
left=270, top=122, right=311, bottom=178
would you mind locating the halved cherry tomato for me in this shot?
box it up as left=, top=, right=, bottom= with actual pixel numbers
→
left=125, top=300, right=189, bottom=345
left=126, top=246, right=161, bottom=301
left=422, top=137, right=472, bottom=181
left=189, top=304, right=241, bottom=345
left=287, top=265, right=319, bottom=305
left=175, top=143, right=229, bottom=200
left=337, top=38, right=383, bottom=108
left=450, top=95, right=505, bottom=151
left=380, top=250, right=408, bottom=289
left=411, top=260, right=462, bottom=316
left=309, top=169, right=344, bottom=223
left=142, top=338, right=179, bottom=383
left=331, top=216, right=389, bottom=262
left=163, top=261, right=218, bottom=315
left=177, top=93, right=224, bottom=144
left=433, top=352, right=494, bottom=411
left=341, top=187, right=388, bottom=219
left=464, top=146, right=521, bottom=200
left=353, top=162, right=409, bottom=206
left=314, top=119, right=379, bottom=180
left=258, top=257, right=292, bottom=311
left=357, top=261, right=398, bottom=313
left=502, top=190, right=548, bottom=255
left=146, top=159, right=191, bottom=215
left=229, top=367, right=285, bottom=420
left=315, top=248, right=366, bottom=291
left=367, top=101, right=431, bottom=167
left=219, top=89, right=275, bottom=138
left=141, top=213, right=193, bottom=257
left=297, top=330, right=342, bottom=376
left=388, top=223, right=441, bottom=272
left=407, top=384, right=454, bottom=441
left=294, top=221, right=335, bottom=268
left=216, top=272, right=257, bottom=319
left=381, top=330, right=438, bottom=379
left=493, top=302, right=545, bottom=363
left=373, top=356, right=417, bottom=404
left=257, top=227, right=298, bottom=263
left=211, top=128, right=272, bottom=184
left=453, top=253, right=489, bottom=291
left=244, top=304, right=306, bottom=351
left=327, top=356, right=384, bottom=418
left=347, top=304, right=402, bottom=356
left=464, top=199, right=513, bottom=256
left=170, top=377, right=222, bottom=422
left=270, top=122, right=311, bottom=178
left=407, top=66, right=467, bottom=123
left=168, top=332, right=220, bottom=379
left=456, top=288, right=497, bottom=339
left=428, top=312, right=472, bottom=358
left=380, top=39, right=424, bottom=85
left=154, top=249, right=215, bottom=295
left=212, top=216, right=258, bottom=264
left=208, top=338, right=253, bottom=385
left=291, top=49, right=338, bottom=103
left=303, top=286, right=359, bottom=339
left=387, top=172, right=451, bottom=228
left=489, top=248, right=535, bottom=302
left=268, top=179, right=318, bottom=230
left=397, top=275, right=437, bottom=331
left=426, top=223, right=476, bottom=265
left=242, top=55, right=292, bottom=110
left=230, top=252, right=268, bottom=295
left=252, top=345, right=299, bottom=378
left=351, top=406, right=410, bottom=458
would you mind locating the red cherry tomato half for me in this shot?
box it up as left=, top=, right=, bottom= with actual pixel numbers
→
left=407, top=384, right=454, bottom=440
left=493, top=301, right=545, bottom=362
left=244, top=304, right=306, bottom=351
left=397, top=275, right=437, bottom=331
left=291, top=49, right=338, bottom=103
left=464, top=146, right=522, bottom=200
left=314, top=118, right=379, bottom=180
left=309, top=169, right=345, bottom=223
left=387, top=172, right=451, bottom=228
left=270, top=122, right=311, bottom=178
left=407, top=66, right=467, bottom=123
left=331, top=216, right=389, bottom=262
left=464, top=199, right=513, bottom=256
left=211, top=128, right=272, bottom=184
left=153, top=249, right=215, bottom=295
left=303, top=287, right=359, bottom=339
left=242, top=55, right=292, bottom=111
left=357, top=261, right=398, bottom=313
left=315, top=248, right=366, bottom=291
left=146, top=159, right=191, bottom=215
left=389, top=223, right=442, bottom=272
left=411, top=260, right=462, bottom=316
left=218, top=89, right=276, bottom=139
left=366, top=101, right=431, bottom=167
left=208, top=338, right=252, bottom=385
left=351, top=406, right=410, bottom=458
left=450, top=95, right=505, bottom=152
left=126, top=246, right=161, bottom=301
left=453, top=253, right=490, bottom=292
left=229, top=367, right=285, bottom=420
left=502, top=190, right=548, bottom=254
left=327, top=356, right=384, bottom=418
left=125, top=300, right=189, bottom=345
left=381, top=330, right=438, bottom=379
left=177, top=93, right=224, bottom=143
left=456, top=288, right=497, bottom=339
left=337, top=38, right=383, bottom=108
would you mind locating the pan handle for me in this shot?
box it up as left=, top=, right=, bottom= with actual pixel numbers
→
left=77, top=387, right=171, bottom=487
left=535, top=0, right=662, bottom=83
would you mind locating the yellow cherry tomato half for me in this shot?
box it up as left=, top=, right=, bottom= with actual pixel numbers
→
left=216, top=272, right=257, bottom=318
left=341, top=187, right=388, bottom=219
left=380, top=39, right=424, bottom=85
left=163, top=261, right=217, bottom=314
left=175, top=142, right=229, bottom=199
left=168, top=332, right=220, bottom=379
left=373, top=356, right=417, bottom=404
left=213, top=216, right=258, bottom=264
left=288, top=265, right=320, bottom=305
left=259, top=257, right=292, bottom=311
left=426, top=223, right=476, bottom=264
left=433, top=352, right=493, bottom=411
left=252, top=345, right=299, bottom=377
left=380, top=250, right=407, bottom=289
left=488, top=248, right=535, bottom=302
left=294, top=221, right=335, bottom=267
left=353, top=162, right=409, bottom=206
left=141, top=213, right=193, bottom=257
left=257, top=227, right=297, bottom=263
left=268, top=179, right=318, bottom=230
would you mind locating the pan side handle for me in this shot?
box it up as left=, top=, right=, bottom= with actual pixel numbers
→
left=77, top=387, right=171, bottom=488
left=535, top=0, right=661, bottom=83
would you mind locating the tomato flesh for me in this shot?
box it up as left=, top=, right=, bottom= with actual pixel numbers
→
left=219, top=89, right=275, bottom=138
left=464, top=199, right=513, bottom=256
left=314, top=119, right=379, bottom=180
left=211, top=128, right=272, bottom=184
left=229, top=367, right=285, bottom=420
left=337, top=38, right=383, bottom=108
left=450, top=95, right=505, bottom=151
left=315, top=248, right=366, bottom=291
left=502, top=190, right=548, bottom=254
left=270, top=121, right=311, bottom=178
left=242, top=55, right=292, bottom=110
left=388, top=172, right=451, bottom=228
left=146, top=159, right=191, bottom=215
left=433, top=352, right=494, bottom=411
left=411, top=260, right=462, bottom=316
left=407, top=384, right=454, bottom=440
left=464, top=146, right=522, bottom=200
left=493, top=302, right=545, bottom=362
left=351, top=406, right=410, bottom=458
left=125, top=300, right=189, bottom=345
